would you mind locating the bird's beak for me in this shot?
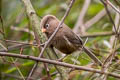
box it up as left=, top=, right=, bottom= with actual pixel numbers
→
left=41, top=28, right=46, bottom=33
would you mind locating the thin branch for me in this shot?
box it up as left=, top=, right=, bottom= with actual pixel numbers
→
left=114, top=0, right=120, bottom=7
left=0, top=16, right=4, bottom=35
left=0, top=15, right=8, bottom=51
left=45, top=50, right=63, bottom=79
left=33, top=1, right=76, bottom=79
left=99, top=0, right=117, bottom=34
left=0, top=44, right=29, bottom=52
left=26, top=0, right=76, bottom=79
left=43, top=62, right=51, bottom=80
left=101, top=7, right=120, bottom=80
left=84, top=9, right=106, bottom=29
left=1, top=72, right=23, bottom=80
left=0, top=31, right=115, bottom=52
left=73, top=0, right=91, bottom=34
left=21, top=0, right=53, bottom=79
left=110, top=10, right=120, bottom=46
left=0, top=52, right=120, bottom=78
left=11, top=26, right=34, bottom=36
left=21, top=0, right=44, bottom=42
left=81, top=32, right=115, bottom=38
left=5, top=40, right=36, bottom=46
left=106, top=0, right=120, bottom=14
left=11, top=58, right=25, bottom=80
left=39, top=0, right=75, bottom=58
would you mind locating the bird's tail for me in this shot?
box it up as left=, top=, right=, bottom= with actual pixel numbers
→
left=82, top=46, right=103, bottom=66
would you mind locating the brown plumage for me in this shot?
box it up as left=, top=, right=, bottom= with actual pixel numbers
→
left=40, top=15, right=102, bottom=66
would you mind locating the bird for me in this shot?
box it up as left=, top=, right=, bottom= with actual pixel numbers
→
left=40, top=15, right=102, bottom=66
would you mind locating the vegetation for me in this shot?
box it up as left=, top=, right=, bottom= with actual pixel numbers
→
left=0, top=0, right=120, bottom=80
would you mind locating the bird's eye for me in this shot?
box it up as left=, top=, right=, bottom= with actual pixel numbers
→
left=45, top=23, right=49, bottom=29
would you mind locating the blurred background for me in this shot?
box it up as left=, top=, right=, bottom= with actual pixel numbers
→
left=0, top=0, right=120, bottom=80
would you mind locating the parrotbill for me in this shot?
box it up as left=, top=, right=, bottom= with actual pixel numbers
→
left=40, top=15, right=102, bottom=66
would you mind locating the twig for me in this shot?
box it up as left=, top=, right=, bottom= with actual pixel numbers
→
left=99, top=2, right=120, bottom=79
left=11, top=58, right=25, bottom=80
left=21, top=0, right=65, bottom=79
left=101, top=8, right=120, bottom=80
left=0, top=0, right=8, bottom=51
left=0, top=52, right=120, bottom=78
left=27, top=0, right=76, bottom=79
left=73, top=0, right=91, bottom=34
left=5, top=40, right=36, bottom=46
left=1, top=72, right=23, bottom=80
left=106, top=0, right=120, bottom=14
left=1, top=72, right=37, bottom=80
left=101, top=39, right=118, bottom=80
left=50, top=46, right=59, bottom=59
left=68, top=38, right=89, bottom=73
left=43, top=62, right=51, bottom=80
left=0, top=44, right=29, bottom=52
left=0, top=16, right=4, bottom=35
left=99, top=0, right=117, bottom=34
left=0, top=30, right=115, bottom=52
left=110, top=10, right=120, bottom=47
left=84, top=9, right=106, bottom=30
left=0, top=15, right=8, bottom=51
left=41, top=71, right=58, bottom=80
left=46, top=50, right=63, bottom=79
left=11, top=26, right=34, bottom=36
left=81, top=32, right=115, bottom=38
left=21, top=0, right=52, bottom=79
left=34, top=0, right=75, bottom=79
left=39, top=0, right=75, bottom=58
left=114, top=0, right=120, bottom=7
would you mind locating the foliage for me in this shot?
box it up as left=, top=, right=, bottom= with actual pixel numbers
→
left=0, top=0, right=120, bottom=80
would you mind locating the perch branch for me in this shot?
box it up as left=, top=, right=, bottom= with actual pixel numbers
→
left=0, top=52, right=120, bottom=79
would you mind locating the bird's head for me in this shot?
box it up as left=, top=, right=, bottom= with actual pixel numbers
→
left=40, top=15, right=59, bottom=37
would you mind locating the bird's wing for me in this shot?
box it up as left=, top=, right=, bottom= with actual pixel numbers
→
left=64, top=30, right=83, bottom=47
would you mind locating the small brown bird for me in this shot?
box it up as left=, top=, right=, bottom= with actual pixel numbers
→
left=40, top=15, right=102, bottom=66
